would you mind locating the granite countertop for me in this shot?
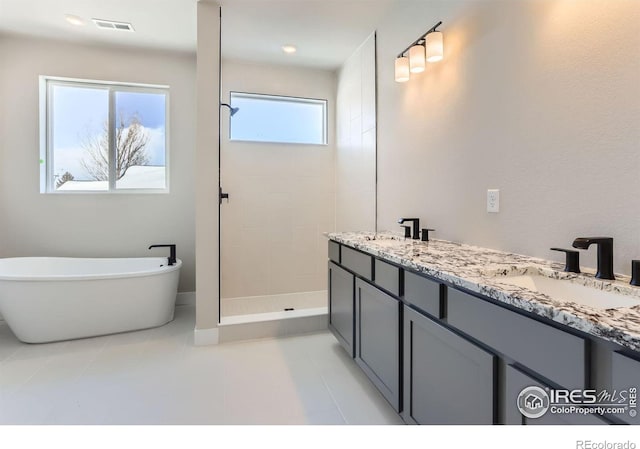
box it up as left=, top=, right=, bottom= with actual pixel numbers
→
left=326, top=231, right=640, bottom=353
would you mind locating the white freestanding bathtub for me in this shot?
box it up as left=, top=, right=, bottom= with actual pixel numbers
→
left=0, top=257, right=181, bottom=343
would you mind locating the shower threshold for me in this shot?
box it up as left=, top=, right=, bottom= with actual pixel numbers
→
left=218, top=290, right=328, bottom=342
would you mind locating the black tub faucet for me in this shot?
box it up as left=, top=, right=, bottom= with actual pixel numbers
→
left=398, top=218, right=420, bottom=240
left=149, top=244, right=177, bottom=266
left=572, top=237, right=614, bottom=280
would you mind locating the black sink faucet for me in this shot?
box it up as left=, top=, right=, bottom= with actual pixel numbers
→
left=398, top=218, right=420, bottom=240
left=572, top=237, right=614, bottom=280
left=149, top=244, right=177, bottom=266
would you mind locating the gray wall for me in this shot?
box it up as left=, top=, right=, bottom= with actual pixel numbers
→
left=0, top=35, right=196, bottom=291
left=376, top=0, right=640, bottom=274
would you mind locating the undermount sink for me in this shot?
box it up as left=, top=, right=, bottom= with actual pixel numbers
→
left=491, top=273, right=640, bottom=310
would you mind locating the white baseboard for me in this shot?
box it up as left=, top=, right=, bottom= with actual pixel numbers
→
left=194, top=326, right=219, bottom=346
left=176, top=291, right=196, bottom=306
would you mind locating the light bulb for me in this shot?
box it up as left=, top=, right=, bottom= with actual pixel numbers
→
left=394, top=56, right=410, bottom=83
left=409, top=44, right=425, bottom=73
left=426, top=31, right=443, bottom=62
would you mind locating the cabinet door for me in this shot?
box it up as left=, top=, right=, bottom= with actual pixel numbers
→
left=403, top=305, right=496, bottom=424
left=328, top=261, right=355, bottom=357
left=505, top=365, right=608, bottom=425
left=355, top=279, right=401, bottom=412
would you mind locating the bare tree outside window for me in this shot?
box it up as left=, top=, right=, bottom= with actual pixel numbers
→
left=55, top=171, right=75, bottom=188
left=80, top=113, right=150, bottom=181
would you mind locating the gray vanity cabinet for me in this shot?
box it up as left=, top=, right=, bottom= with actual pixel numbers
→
left=505, top=365, right=608, bottom=425
left=402, top=305, right=496, bottom=424
left=328, top=261, right=355, bottom=357
left=354, top=278, right=401, bottom=412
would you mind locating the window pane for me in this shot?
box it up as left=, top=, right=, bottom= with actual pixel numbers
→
left=52, top=85, right=109, bottom=191
left=114, top=91, right=167, bottom=190
left=230, top=93, right=326, bottom=145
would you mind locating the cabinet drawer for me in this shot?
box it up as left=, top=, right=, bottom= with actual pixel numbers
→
left=328, top=240, right=340, bottom=263
left=341, top=246, right=372, bottom=280
left=447, top=289, right=587, bottom=390
left=611, top=352, right=640, bottom=425
left=403, top=271, right=441, bottom=318
left=374, top=259, right=400, bottom=296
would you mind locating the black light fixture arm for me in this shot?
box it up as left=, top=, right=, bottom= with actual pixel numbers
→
left=397, top=21, right=442, bottom=58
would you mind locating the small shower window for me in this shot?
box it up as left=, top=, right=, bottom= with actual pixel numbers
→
left=229, top=92, right=327, bottom=145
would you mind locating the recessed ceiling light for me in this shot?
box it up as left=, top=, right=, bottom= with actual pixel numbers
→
left=282, top=45, right=297, bottom=54
left=64, top=14, right=85, bottom=26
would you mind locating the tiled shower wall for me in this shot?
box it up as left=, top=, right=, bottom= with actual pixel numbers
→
left=219, top=60, right=336, bottom=299
left=335, top=33, right=377, bottom=232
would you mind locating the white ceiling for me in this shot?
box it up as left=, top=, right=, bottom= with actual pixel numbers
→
left=0, top=0, right=399, bottom=69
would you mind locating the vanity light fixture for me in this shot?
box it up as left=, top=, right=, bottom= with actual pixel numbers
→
left=394, top=21, right=443, bottom=83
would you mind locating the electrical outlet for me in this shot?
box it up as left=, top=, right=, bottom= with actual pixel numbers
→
left=487, top=189, right=500, bottom=213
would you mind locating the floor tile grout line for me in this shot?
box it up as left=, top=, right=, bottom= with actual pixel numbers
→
left=68, top=334, right=112, bottom=383
left=0, top=344, right=23, bottom=366
left=312, top=356, right=349, bottom=425
left=3, top=339, right=75, bottom=396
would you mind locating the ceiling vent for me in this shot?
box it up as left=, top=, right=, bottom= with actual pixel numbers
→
left=92, top=18, right=135, bottom=32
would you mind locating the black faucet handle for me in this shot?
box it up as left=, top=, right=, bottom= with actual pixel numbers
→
left=401, top=226, right=411, bottom=239
left=550, top=248, right=580, bottom=273
left=149, top=244, right=177, bottom=266
left=631, top=260, right=640, bottom=287
left=421, top=229, right=435, bottom=242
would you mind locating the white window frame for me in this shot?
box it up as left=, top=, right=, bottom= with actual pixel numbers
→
left=39, top=76, right=170, bottom=194
left=229, top=91, right=328, bottom=146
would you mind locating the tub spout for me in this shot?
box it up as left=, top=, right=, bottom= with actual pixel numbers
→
left=149, top=244, right=177, bottom=266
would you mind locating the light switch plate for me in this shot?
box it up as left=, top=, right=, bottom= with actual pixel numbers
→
left=487, top=189, right=500, bottom=213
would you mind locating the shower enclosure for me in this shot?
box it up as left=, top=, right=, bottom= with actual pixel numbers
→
left=218, top=83, right=333, bottom=323
left=218, top=5, right=377, bottom=327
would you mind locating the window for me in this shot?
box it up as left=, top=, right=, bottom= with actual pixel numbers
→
left=229, top=92, right=327, bottom=145
left=40, top=77, right=169, bottom=193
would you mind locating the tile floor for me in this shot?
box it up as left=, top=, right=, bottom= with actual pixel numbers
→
left=0, top=305, right=402, bottom=425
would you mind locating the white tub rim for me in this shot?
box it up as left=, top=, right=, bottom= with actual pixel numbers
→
left=0, top=257, right=182, bottom=282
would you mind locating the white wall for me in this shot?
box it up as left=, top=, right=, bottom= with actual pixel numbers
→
left=0, top=35, right=196, bottom=290
left=220, top=60, right=336, bottom=300
left=335, top=33, right=377, bottom=232
left=376, top=0, right=640, bottom=274
left=195, top=0, right=221, bottom=333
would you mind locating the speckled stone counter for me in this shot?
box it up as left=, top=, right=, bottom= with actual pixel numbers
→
left=326, top=231, right=640, bottom=352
